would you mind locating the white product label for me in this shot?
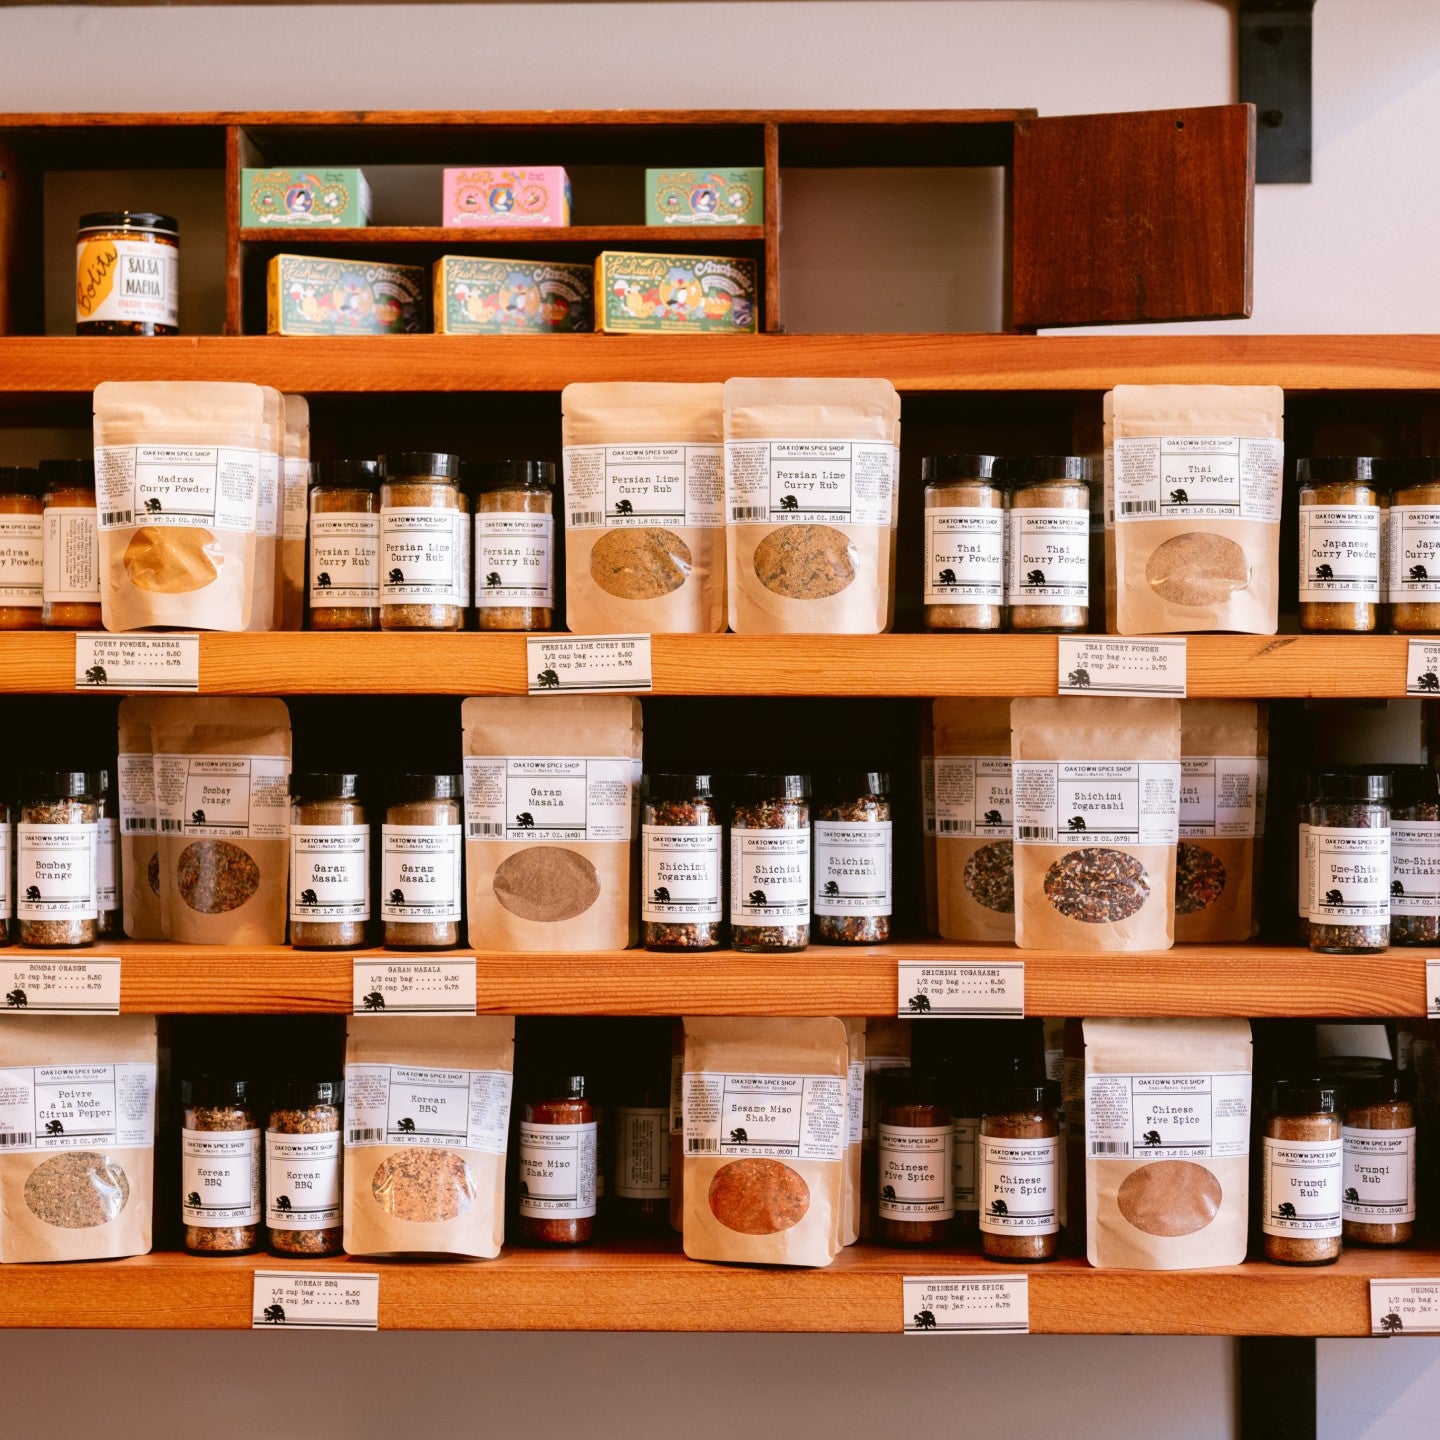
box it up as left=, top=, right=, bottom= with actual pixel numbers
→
left=1180, top=757, right=1260, bottom=839
left=1391, top=821, right=1440, bottom=914
left=1006, top=508, right=1088, bottom=605
left=847, top=1060, right=865, bottom=1145
left=897, top=961, right=1025, bottom=1020
left=730, top=826, right=811, bottom=922
left=725, top=438, right=897, bottom=526
left=282, top=458, right=309, bottom=541
left=670, top=1053, right=685, bottom=1136
left=256, top=453, right=280, bottom=540
left=920, top=755, right=936, bottom=838
left=978, top=1134, right=1059, bottom=1234
left=1256, top=758, right=1269, bottom=837
left=903, top=1275, right=1028, bottom=1335
left=309, top=512, right=379, bottom=606
left=952, top=1117, right=979, bottom=1210
left=117, top=752, right=157, bottom=837
left=1262, top=1135, right=1342, bottom=1236
left=1084, top=1072, right=1251, bottom=1159
left=1388, top=506, right=1440, bottom=600
left=933, top=756, right=1012, bottom=839
left=1408, top=639, right=1440, bottom=697
left=683, top=1071, right=846, bottom=1162
left=289, top=825, right=369, bottom=922
left=863, top=1055, right=910, bottom=1141
left=76, top=236, right=178, bottom=326
left=1428, top=959, right=1440, bottom=1021
left=0, top=512, right=43, bottom=604
left=252, top=1270, right=379, bottom=1332
left=1342, top=1125, right=1416, bottom=1222
left=42, top=507, right=100, bottom=604
left=1057, top=637, right=1188, bottom=699
left=16, top=823, right=96, bottom=919
left=266, top=1129, right=342, bottom=1229
left=878, top=1123, right=954, bottom=1218
left=96, top=817, right=117, bottom=910
left=563, top=443, right=723, bottom=529
left=474, top=512, right=553, bottom=606
left=153, top=754, right=290, bottom=839
left=1298, top=821, right=1313, bottom=920
left=813, top=820, right=892, bottom=916
left=1298, top=505, right=1381, bottom=601
left=525, top=633, right=653, bottom=695
left=75, top=633, right=200, bottom=692
left=641, top=823, right=722, bottom=921
left=614, top=1106, right=670, bottom=1199
left=1113, top=435, right=1283, bottom=523
left=1370, top=1280, right=1440, bottom=1336
left=922, top=507, right=1004, bottom=603
left=464, top=756, right=635, bottom=841
left=182, top=1128, right=261, bottom=1226
left=451, top=508, right=470, bottom=606
left=380, top=824, right=462, bottom=921
left=95, top=445, right=259, bottom=533
left=0, top=955, right=120, bottom=1014
left=343, top=1064, right=513, bottom=1152
left=0, top=1062, right=156, bottom=1151
left=380, top=506, right=455, bottom=600
left=352, top=956, right=476, bottom=1016
left=1012, top=760, right=1180, bottom=846
left=1309, top=826, right=1390, bottom=922
left=518, top=1121, right=598, bottom=1217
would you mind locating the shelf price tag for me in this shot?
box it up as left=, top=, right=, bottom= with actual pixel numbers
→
left=253, top=1270, right=380, bottom=1331
left=1406, top=640, right=1440, bottom=697
left=1369, top=1279, right=1440, bottom=1335
left=903, top=1275, right=1029, bottom=1335
left=897, top=960, right=1024, bottom=1019
left=1057, top=637, right=1186, bottom=698
left=526, top=633, right=652, bottom=694
left=1, top=955, right=120, bottom=1015
left=352, top=956, right=477, bottom=1016
left=75, top=632, right=200, bottom=692
left=1426, top=959, right=1440, bottom=1020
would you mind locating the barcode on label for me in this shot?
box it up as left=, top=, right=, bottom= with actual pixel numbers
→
left=687, top=1138, right=720, bottom=1153
left=468, top=822, right=503, bottom=837
left=0, top=1133, right=34, bottom=1147
left=570, top=511, right=603, bottom=526
left=160, top=820, right=183, bottom=833
left=102, top=510, right=133, bottom=526
left=1121, top=501, right=1158, bottom=514
left=123, top=819, right=153, bottom=832
left=348, top=1128, right=384, bottom=1144
left=731, top=506, right=768, bottom=521
left=938, top=820, right=972, bottom=834
left=1091, top=1141, right=1130, bottom=1156
left=1017, top=826, right=1054, bottom=841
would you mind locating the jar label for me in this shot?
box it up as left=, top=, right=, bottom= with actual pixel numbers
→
left=977, top=1134, right=1059, bottom=1234
left=1297, top=505, right=1381, bottom=601
left=878, top=1123, right=954, bottom=1219
left=380, top=824, right=462, bottom=921
left=614, top=1106, right=670, bottom=1199
left=1012, top=760, right=1180, bottom=847
left=725, top=438, right=897, bottom=527
left=117, top=752, right=157, bottom=837
left=1342, top=1125, right=1416, bottom=1222
left=1387, top=504, right=1440, bottom=600
left=474, top=512, right=553, bottom=606
left=290, top=824, right=370, bottom=922
left=256, top=453, right=281, bottom=539
left=1297, top=821, right=1312, bottom=919
left=282, top=458, right=310, bottom=541
left=451, top=509, right=470, bottom=606
left=1084, top=1072, right=1251, bottom=1159
left=920, top=755, right=936, bottom=838
left=730, top=826, right=811, bottom=921
left=1390, top=821, right=1440, bottom=915
left=96, top=817, right=118, bottom=911
left=309, top=512, right=380, bottom=607
left=641, top=823, right=722, bottom=921
left=0, top=512, right=43, bottom=605
left=76, top=236, right=178, bottom=327
left=563, top=443, right=723, bottom=529
left=683, top=1070, right=846, bottom=1163
left=463, top=756, right=635, bottom=842
left=922, top=507, right=1004, bottom=603
left=1179, top=756, right=1260, bottom=838
left=1113, top=435, right=1283, bottom=523
left=266, top=1129, right=342, bottom=1229
left=952, top=1117, right=979, bottom=1210
left=379, top=506, right=456, bottom=601
left=1006, top=508, right=1089, bottom=606
left=0, top=824, right=8, bottom=916
left=1309, top=825, right=1390, bottom=921
left=1262, top=1135, right=1343, bottom=1237
left=344, top=1064, right=513, bottom=1153
left=0, top=1061, right=156, bottom=1153
left=518, top=1120, right=598, bottom=1217
left=152, top=754, right=290, bottom=840
left=813, top=820, right=892, bottom=916
left=934, top=755, right=1012, bottom=839
left=42, top=506, right=101, bottom=606
left=16, top=822, right=97, bottom=919
left=182, top=1128, right=261, bottom=1226
left=95, top=445, right=259, bottom=534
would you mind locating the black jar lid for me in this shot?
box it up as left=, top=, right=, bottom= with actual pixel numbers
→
left=380, top=451, right=462, bottom=481
left=819, top=770, right=890, bottom=801
left=728, top=772, right=810, bottom=803
left=921, top=454, right=996, bottom=483
left=1269, top=1078, right=1342, bottom=1116
left=290, top=772, right=361, bottom=802
left=1387, top=765, right=1439, bottom=808
left=993, top=455, right=1092, bottom=485
left=38, top=458, right=95, bottom=491
left=1313, top=770, right=1391, bottom=802
left=1296, top=457, right=1377, bottom=485
left=643, top=772, right=714, bottom=801
left=1374, top=457, right=1440, bottom=485
left=181, top=1076, right=253, bottom=1108
left=469, top=459, right=556, bottom=493
left=78, top=210, right=179, bottom=235
left=0, top=466, right=40, bottom=496
left=1336, top=1067, right=1414, bottom=1107
left=877, top=1068, right=948, bottom=1111
left=389, top=772, right=461, bottom=804
left=272, top=1076, right=344, bottom=1109
left=529, top=1073, right=587, bottom=1101
left=312, top=458, right=381, bottom=489
left=23, top=770, right=96, bottom=801
left=984, top=1079, right=1059, bottom=1116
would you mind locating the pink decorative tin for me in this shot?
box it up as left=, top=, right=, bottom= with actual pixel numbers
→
left=442, top=167, right=572, bottom=227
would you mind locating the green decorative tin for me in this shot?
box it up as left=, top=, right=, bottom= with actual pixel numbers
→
left=645, top=169, right=764, bottom=226
left=243, top=169, right=373, bottom=228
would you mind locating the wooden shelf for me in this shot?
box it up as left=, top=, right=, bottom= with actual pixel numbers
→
left=1, top=1240, right=1430, bottom=1334
left=239, top=226, right=765, bottom=246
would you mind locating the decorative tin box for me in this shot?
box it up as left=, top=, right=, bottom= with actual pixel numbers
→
left=434, top=256, right=593, bottom=334
left=645, top=169, right=763, bottom=225
left=242, top=169, right=373, bottom=227
left=595, top=251, right=758, bottom=334
left=266, top=255, right=427, bottom=335
left=442, top=167, right=572, bottom=227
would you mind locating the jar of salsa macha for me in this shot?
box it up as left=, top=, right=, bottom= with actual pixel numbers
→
left=76, top=211, right=179, bottom=336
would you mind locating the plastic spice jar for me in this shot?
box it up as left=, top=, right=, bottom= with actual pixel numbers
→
left=0, top=466, right=43, bottom=629
left=471, top=459, right=555, bottom=632
left=921, top=453, right=1004, bottom=632
left=1339, top=1067, right=1415, bottom=1247
left=876, top=1069, right=954, bottom=1246
left=1388, top=765, right=1440, bottom=947
left=75, top=211, right=179, bottom=336
left=1262, top=1079, right=1344, bottom=1266
left=641, top=772, right=723, bottom=951
left=1308, top=770, right=1391, bottom=955
left=611, top=1053, right=672, bottom=1230
left=951, top=1071, right=981, bottom=1234
left=1295, top=779, right=1313, bottom=946
left=182, top=1075, right=261, bottom=1255
left=997, top=456, right=1092, bottom=633
left=16, top=771, right=99, bottom=948
left=1378, top=457, right=1440, bottom=632
left=979, top=1079, right=1061, bottom=1262
left=289, top=773, right=369, bottom=950
left=267, top=1077, right=344, bottom=1257
left=94, top=768, right=120, bottom=939
left=813, top=770, right=892, bottom=945
left=519, top=1073, right=597, bottom=1245
left=39, top=459, right=101, bottom=629
left=728, top=772, right=811, bottom=953
left=1296, top=457, right=1382, bottom=633
left=307, top=459, right=380, bottom=631
left=381, top=773, right=463, bottom=949
left=379, top=452, right=464, bottom=631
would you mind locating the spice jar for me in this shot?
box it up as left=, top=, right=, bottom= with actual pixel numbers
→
left=951, top=1071, right=981, bottom=1235
left=876, top=1070, right=954, bottom=1245
left=307, top=459, right=380, bottom=631
left=472, top=459, right=555, bottom=632
left=1296, top=457, right=1382, bottom=633
left=1388, top=765, right=1440, bottom=947
left=379, top=452, right=463, bottom=631
left=1378, top=457, right=1440, bottom=632
left=381, top=773, right=463, bottom=949
left=1262, top=1079, right=1344, bottom=1266
left=1295, top=779, right=1313, bottom=945
left=1339, top=1067, right=1415, bottom=1248
left=641, top=772, right=723, bottom=951
left=289, top=772, right=369, bottom=949
left=979, top=1079, right=1061, bottom=1262
left=0, top=466, right=43, bottom=630
left=75, top=210, right=179, bottom=336
left=612, top=1061, right=672, bottom=1230
left=921, top=453, right=1003, bottom=632
left=182, top=1075, right=261, bottom=1255
left=519, top=1073, right=597, bottom=1245
left=267, top=1077, right=344, bottom=1257
left=998, top=455, right=1091, bottom=633
left=39, top=459, right=101, bottom=629
left=1308, top=770, right=1390, bottom=955
left=729, top=772, right=811, bottom=953
left=0, top=797, right=11, bottom=945
left=16, top=771, right=99, bottom=948
left=813, top=770, right=892, bottom=945
left=94, top=768, right=120, bottom=939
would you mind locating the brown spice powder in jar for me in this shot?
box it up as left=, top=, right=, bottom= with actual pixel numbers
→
left=979, top=1080, right=1061, bottom=1262
left=94, top=769, right=120, bottom=939
left=24, top=1151, right=130, bottom=1228
left=382, top=774, right=463, bottom=949
left=1340, top=1068, right=1415, bottom=1248
left=0, top=467, right=43, bottom=631
left=876, top=1070, right=954, bottom=1246
left=379, top=452, right=463, bottom=631
left=267, top=1078, right=344, bottom=1257
left=814, top=771, right=892, bottom=945
left=40, top=460, right=102, bottom=630
left=641, top=773, right=723, bottom=951
left=1296, top=458, right=1381, bottom=633
left=17, top=772, right=99, bottom=948
left=921, top=453, right=1004, bottom=632
left=999, top=456, right=1091, bottom=634
left=1263, top=1079, right=1344, bottom=1266
left=1308, top=770, right=1390, bottom=955
left=519, top=1077, right=597, bottom=1246
left=471, top=459, right=554, bottom=631
left=307, top=459, right=380, bottom=631
left=182, top=1077, right=261, bottom=1255
left=1378, top=457, right=1440, bottom=632
left=289, top=772, right=369, bottom=949
left=729, top=773, right=811, bottom=953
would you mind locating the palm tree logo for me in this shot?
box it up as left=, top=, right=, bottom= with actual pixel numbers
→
left=823, top=881, right=840, bottom=897
left=1344, top=1187, right=1360, bottom=1204
left=4, top=988, right=26, bottom=1008
left=45, top=1120, right=64, bottom=1136
left=186, top=1191, right=203, bottom=1208
left=988, top=1199, right=1008, bottom=1216
left=729, top=1128, right=748, bottom=1143
left=316, top=572, right=332, bottom=588
left=779, top=495, right=799, bottom=511
left=362, top=990, right=386, bottom=1011
left=908, top=993, right=931, bottom=1014
left=263, top=1303, right=286, bottom=1324
left=913, top=1309, right=938, bottom=1331
left=1381, top=1312, right=1403, bottom=1334
left=397, top=1117, right=417, bottom=1133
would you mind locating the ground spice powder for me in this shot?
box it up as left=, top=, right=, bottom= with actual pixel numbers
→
left=493, top=846, right=601, bottom=923
left=708, top=1157, right=811, bottom=1234
left=0, top=467, right=43, bottom=629
left=1263, top=1079, right=1343, bottom=1266
left=24, top=1152, right=129, bottom=1228
left=1340, top=1068, right=1415, bottom=1248
left=979, top=1081, right=1061, bottom=1262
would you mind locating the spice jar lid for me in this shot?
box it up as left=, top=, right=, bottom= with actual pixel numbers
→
left=877, top=1068, right=947, bottom=1110
left=1295, top=456, right=1376, bottom=485
left=181, top=1075, right=252, bottom=1107
left=469, top=459, right=556, bottom=493
left=1269, top=1078, right=1342, bottom=1116
left=643, top=771, right=714, bottom=800
left=1313, top=770, right=1391, bottom=802
left=818, top=770, right=890, bottom=800
left=312, top=458, right=381, bottom=490
left=389, top=772, right=461, bottom=803
left=96, top=767, right=111, bottom=795
left=1335, top=1067, right=1414, bottom=1107
left=529, top=1073, right=587, bottom=1100
left=984, top=1080, right=1059, bottom=1115
left=22, top=770, right=96, bottom=801
left=0, top=466, right=40, bottom=496
left=992, top=455, right=1092, bottom=485
left=272, top=1076, right=344, bottom=1109
left=728, top=772, right=811, bottom=803
left=38, top=458, right=95, bottom=491
left=921, top=454, right=996, bottom=482
left=78, top=210, right=179, bottom=235
left=1374, top=457, right=1440, bottom=485
left=380, top=451, right=461, bottom=480
left=290, top=771, right=361, bottom=802
left=1386, top=765, right=1439, bottom=807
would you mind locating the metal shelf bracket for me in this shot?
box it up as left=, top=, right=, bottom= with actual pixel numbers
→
left=1240, top=0, right=1316, bottom=183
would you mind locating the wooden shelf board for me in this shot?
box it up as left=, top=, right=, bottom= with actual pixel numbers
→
left=240, top=226, right=765, bottom=246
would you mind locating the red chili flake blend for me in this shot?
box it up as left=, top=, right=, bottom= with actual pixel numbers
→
left=1043, top=847, right=1150, bottom=924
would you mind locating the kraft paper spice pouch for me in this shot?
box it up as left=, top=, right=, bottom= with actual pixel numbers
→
left=682, top=1017, right=848, bottom=1268
left=462, top=696, right=642, bottom=952
left=344, top=1016, right=515, bottom=1259
left=560, top=383, right=725, bottom=634
left=435, top=256, right=592, bottom=334
left=842, top=1018, right=866, bottom=1247
left=246, top=387, right=283, bottom=633
left=94, top=381, right=265, bottom=632
left=280, top=394, right=309, bottom=630
left=117, top=697, right=162, bottom=941
left=1084, top=1018, right=1252, bottom=1270
left=724, top=378, right=901, bottom=634
left=0, top=1015, right=157, bottom=1263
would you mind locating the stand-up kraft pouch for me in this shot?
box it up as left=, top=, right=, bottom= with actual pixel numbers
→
left=561, top=383, right=725, bottom=634
left=246, top=387, right=284, bottom=632
left=94, top=381, right=264, bottom=631
left=842, top=1017, right=866, bottom=1247
left=117, top=696, right=162, bottom=940
left=280, top=393, right=310, bottom=630
left=724, top=378, right=900, bottom=633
